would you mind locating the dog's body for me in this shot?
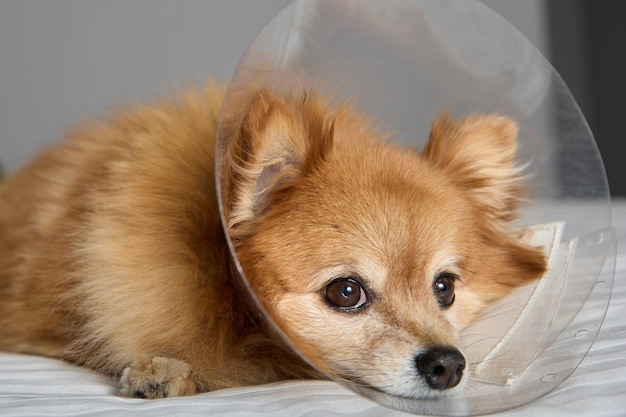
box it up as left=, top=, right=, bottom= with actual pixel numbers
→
left=0, top=82, right=545, bottom=399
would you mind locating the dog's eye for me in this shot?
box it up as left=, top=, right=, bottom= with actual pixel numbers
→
left=434, top=273, right=456, bottom=308
left=324, top=278, right=368, bottom=312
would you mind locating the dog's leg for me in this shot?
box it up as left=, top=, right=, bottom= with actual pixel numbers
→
left=119, top=356, right=198, bottom=399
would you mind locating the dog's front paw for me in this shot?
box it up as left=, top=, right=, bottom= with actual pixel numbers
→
left=119, top=356, right=197, bottom=399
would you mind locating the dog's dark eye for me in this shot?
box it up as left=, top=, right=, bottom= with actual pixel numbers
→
left=324, top=278, right=368, bottom=312
left=434, top=273, right=456, bottom=308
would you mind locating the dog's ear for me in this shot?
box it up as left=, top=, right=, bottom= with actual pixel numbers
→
left=224, top=89, right=334, bottom=230
left=424, top=114, right=547, bottom=305
left=422, top=113, right=523, bottom=222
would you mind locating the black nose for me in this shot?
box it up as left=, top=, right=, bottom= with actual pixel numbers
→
left=415, top=346, right=466, bottom=390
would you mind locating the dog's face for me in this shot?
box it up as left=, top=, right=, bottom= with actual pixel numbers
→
left=222, top=89, right=546, bottom=398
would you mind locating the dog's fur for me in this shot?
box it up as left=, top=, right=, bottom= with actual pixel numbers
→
left=0, top=82, right=545, bottom=399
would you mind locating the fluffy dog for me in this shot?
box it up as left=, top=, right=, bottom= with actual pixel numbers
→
left=0, top=82, right=545, bottom=399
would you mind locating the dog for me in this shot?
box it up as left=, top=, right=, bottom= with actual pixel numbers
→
left=0, top=81, right=546, bottom=399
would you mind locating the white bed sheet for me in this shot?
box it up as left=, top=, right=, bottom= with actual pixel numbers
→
left=1, top=200, right=625, bottom=417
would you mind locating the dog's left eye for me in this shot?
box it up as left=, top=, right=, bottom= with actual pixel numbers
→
left=434, top=273, right=456, bottom=308
left=324, top=278, right=368, bottom=312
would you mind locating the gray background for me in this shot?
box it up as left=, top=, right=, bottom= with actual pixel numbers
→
left=0, top=1, right=622, bottom=195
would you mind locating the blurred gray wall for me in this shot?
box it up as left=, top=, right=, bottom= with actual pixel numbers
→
left=0, top=1, right=549, bottom=174
left=546, top=0, right=626, bottom=197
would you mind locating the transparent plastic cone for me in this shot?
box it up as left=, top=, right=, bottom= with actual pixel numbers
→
left=215, top=1, right=615, bottom=415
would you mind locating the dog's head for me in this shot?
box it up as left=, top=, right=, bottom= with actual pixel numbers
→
left=221, top=89, right=546, bottom=398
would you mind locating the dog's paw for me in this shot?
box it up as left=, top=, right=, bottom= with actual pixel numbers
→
left=119, top=356, right=197, bottom=399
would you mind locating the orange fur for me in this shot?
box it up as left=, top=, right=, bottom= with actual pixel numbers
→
left=0, top=82, right=545, bottom=399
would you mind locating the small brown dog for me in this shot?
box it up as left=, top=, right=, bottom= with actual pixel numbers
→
left=0, top=82, right=545, bottom=399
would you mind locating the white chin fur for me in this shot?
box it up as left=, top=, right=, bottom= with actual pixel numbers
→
left=376, top=375, right=466, bottom=400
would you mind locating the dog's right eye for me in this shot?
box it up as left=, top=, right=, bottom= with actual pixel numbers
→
left=324, top=278, right=368, bottom=312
